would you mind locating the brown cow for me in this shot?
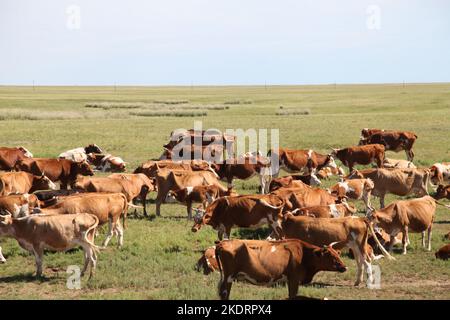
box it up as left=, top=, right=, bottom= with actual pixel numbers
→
left=316, top=166, right=346, bottom=180
left=0, top=147, right=33, bottom=171
left=329, top=178, right=374, bottom=210
left=271, top=185, right=339, bottom=210
left=331, top=144, right=385, bottom=172
left=191, top=194, right=286, bottom=240
left=36, top=192, right=128, bottom=248
left=367, top=196, right=437, bottom=254
left=383, top=158, right=416, bottom=169
left=359, top=129, right=417, bottom=161
left=155, top=170, right=226, bottom=217
left=281, top=213, right=394, bottom=286
left=269, top=174, right=321, bottom=191
left=212, top=153, right=272, bottom=194
left=0, top=213, right=99, bottom=278
left=195, top=246, right=219, bottom=275
left=166, top=185, right=233, bottom=219
left=0, top=194, right=40, bottom=218
left=429, top=163, right=450, bottom=185
left=435, top=244, right=450, bottom=260
left=58, top=144, right=103, bottom=162
left=15, top=158, right=94, bottom=189
left=0, top=172, right=56, bottom=196
left=133, top=159, right=214, bottom=179
left=87, top=153, right=126, bottom=172
left=293, top=202, right=357, bottom=218
left=434, top=184, right=450, bottom=200
left=268, top=148, right=337, bottom=177
left=347, top=168, right=430, bottom=208
left=215, top=239, right=347, bottom=300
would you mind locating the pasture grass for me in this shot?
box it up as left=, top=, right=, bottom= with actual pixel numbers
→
left=0, top=84, right=449, bottom=300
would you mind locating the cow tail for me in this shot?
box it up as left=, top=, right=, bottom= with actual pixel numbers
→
left=367, top=220, right=396, bottom=261
left=215, top=242, right=224, bottom=296
left=434, top=199, right=450, bottom=210
left=84, top=214, right=101, bottom=255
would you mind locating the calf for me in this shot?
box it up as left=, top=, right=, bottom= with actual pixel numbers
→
left=435, top=244, right=450, bottom=260
left=269, top=174, right=321, bottom=191
left=0, top=172, right=56, bottom=196
left=0, top=213, right=99, bottom=279
left=329, top=178, right=374, bottom=210
left=215, top=239, right=346, bottom=300
left=316, top=166, right=346, bottom=180
left=87, top=153, right=126, bottom=172
left=281, top=213, right=393, bottom=286
left=367, top=196, right=436, bottom=254
left=331, top=144, right=385, bottom=172
left=429, top=163, right=450, bottom=185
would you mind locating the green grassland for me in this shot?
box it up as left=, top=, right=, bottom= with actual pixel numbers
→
left=0, top=84, right=449, bottom=300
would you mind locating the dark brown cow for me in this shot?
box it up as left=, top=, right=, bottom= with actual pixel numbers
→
left=331, top=144, right=385, bottom=172
left=435, top=244, right=450, bottom=260
left=215, top=239, right=347, bottom=300
left=166, top=185, right=234, bottom=219
left=359, top=129, right=417, bottom=161
left=87, top=153, right=126, bottom=172
left=212, top=153, right=272, bottom=194
left=269, top=174, right=321, bottom=191
left=434, top=184, right=450, bottom=200
left=0, top=172, right=56, bottom=196
left=191, top=194, right=286, bottom=239
left=15, top=158, right=94, bottom=189
left=0, top=147, right=33, bottom=171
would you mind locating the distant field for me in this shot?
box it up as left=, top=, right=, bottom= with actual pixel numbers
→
left=0, top=84, right=449, bottom=299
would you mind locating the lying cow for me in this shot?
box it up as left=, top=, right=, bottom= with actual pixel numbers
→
left=215, top=239, right=347, bottom=300
left=191, top=194, right=286, bottom=240
left=359, top=129, right=417, bottom=162
left=15, top=158, right=94, bottom=189
left=367, top=196, right=436, bottom=254
left=316, top=166, right=345, bottom=180
left=331, top=144, right=385, bottom=172
left=87, top=153, right=126, bottom=172
left=434, top=184, right=450, bottom=200
left=429, top=162, right=450, bottom=185
left=166, top=185, right=234, bottom=219
left=155, top=169, right=226, bottom=217
left=329, top=178, right=374, bottom=210
left=382, top=158, right=416, bottom=169
left=196, top=246, right=219, bottom=275
left=58, top=144, right=103, bottom=162
left=269, top=174, right=321, bottom=192
left=347, top=168, right=430, bottom=208
left=272, top=186, right=339, bottom=210
left=133, top=159, right=213, bottom=179
left=281, top=213, right=393, bottom=286
left=293, top=202, right=357, bottom=218
left=435, top=244, right=450, bottom=260
left=0, top=194, right=40, bottom=218
left=0, top=213, right=99, bottom=279
left=0, top=172, right=56, bottom=196
left=37, top=192, right=128, bottom=248
left=0, top=146, right=33, bottom=171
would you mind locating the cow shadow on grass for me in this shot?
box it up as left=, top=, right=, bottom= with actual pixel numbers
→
left=0, top=273, right=52, bottom=283
left=434, top=220, right=450, bottom=224
left=233, top=228, right=271, bottom=240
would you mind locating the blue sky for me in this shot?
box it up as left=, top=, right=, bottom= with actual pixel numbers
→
left=1, top=0, right=449, bottom=85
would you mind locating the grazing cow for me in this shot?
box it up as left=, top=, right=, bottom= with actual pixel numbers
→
left=281, top=213, right=394, bottom=286
left=293, top=202, right=357, bottom=218
left=269, top=174, right=321, bottom=192
left=435, top=244, right=450, bottom=260
left=0, top=213, right=99, bottom=278
left=155, top=170, right=226, bottom=217
left=0, top=172, right=56, bottom=196
left=382, top=158, right=416, bottom=169
left=367, top=196, right=436, bottom=254
left=87, top=153, right=126, bottom=172
left=215, top=239, right=347, bottom=300
left=191, top=194, right=286, bottom=240
left=316, top=166, right=346, bottom=180
left=347, top=168, right=430, bottom=208
left=133, top=159, right=214, bottom=179
left=196, top=246, right=219, bottom=275
left=329, top=178, right=375, bottom=210
left=15, top=158, right=94, bottom=189
left=331, top=144, right=385, bottom=172
left=212, top=154, right=272, bottom=194
left=58, top=144, right=103, bottom=162
left=0, top=147, right=33, bottom=171
left=268, top=148, right=337, bottom=177
left=434, top=184, right=450, bottom=200
left=0, top=194, right=40, bottom=217
left=359, top=129, right=417, bottom=161
left=166, top=185, right=234, bottom=219
left=271, top=186, right=339, bottom=210
left=429, top=163, right=450, bottom=185
left=37, top=192, right=128, bottom=248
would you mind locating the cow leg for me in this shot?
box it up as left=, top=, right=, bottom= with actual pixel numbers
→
left=81, top=245, right=91, bottom=276
left=259, top=174, right=266, bottom=195
left=32, top=246, right=44, bottom=278
left=60, top=179, right=68, bottom=190
left=115, top=222, right=124, bottom=248
left=406, top=149, right=414, bottom=162
left=402, top=227, right=409, bottom=255
left=421, top=231, right=426, bottom=248
left=155, top=197, right=162, bottom=217
left=379, top=194, right=386, bottom=208
left=141, top=193, right=148, bottom=217
left=219, top=275, right=233, bottom=300
left=363, top=259, right=374, bottom=287
left=0, top=246, right=6, bottom=263
left=187, top=201, right=192, bottom=220
left=102, top=219, right=114, bottom=248
left=80, top=244, right=97, bottom=280
left=350, top=243, right=364, bottom=286
left=427, top=225, right=432, bottom=251
left=288, top=277, right=300, bottom=299
left=363, top=191, right=372, bottom=211
left=388, top=236, right=396, bottom=252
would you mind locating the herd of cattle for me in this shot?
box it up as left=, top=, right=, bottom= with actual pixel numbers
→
left=0, top=128, right=449, bottom=299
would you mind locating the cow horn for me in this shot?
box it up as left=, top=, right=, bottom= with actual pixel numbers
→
left=328, top=241, right=339, bottom=248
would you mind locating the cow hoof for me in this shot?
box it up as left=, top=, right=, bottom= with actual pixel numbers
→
left=354, top=281, right=361, bottom=287
left=0, top=260, right=6, bottom=264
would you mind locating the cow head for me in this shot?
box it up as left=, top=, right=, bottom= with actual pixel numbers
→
left=346, top=169, right=364, bottom=179
left=165, top=189, right=182, bottom=203
left=33, top=174, right=57, bottom=191
left=75, top=161, right=94, bottom=176
left=191, top=198, right=225, bottom=232
left=330, top=148, right=340, bottom=158
left=433, top=184, right=449, bottom=200
left=324, top=155, right=338, bottom=169
left=358, top=137, right=369, bottom=146
left=17, top=146, right=33, bottom=158
left=312, top=243, right=347, bottom=273
left=309, top=173, right=322, bottom=186
left=85, top=144, right=103, bottom=154
left=0, top=214, right=13, bottom=236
